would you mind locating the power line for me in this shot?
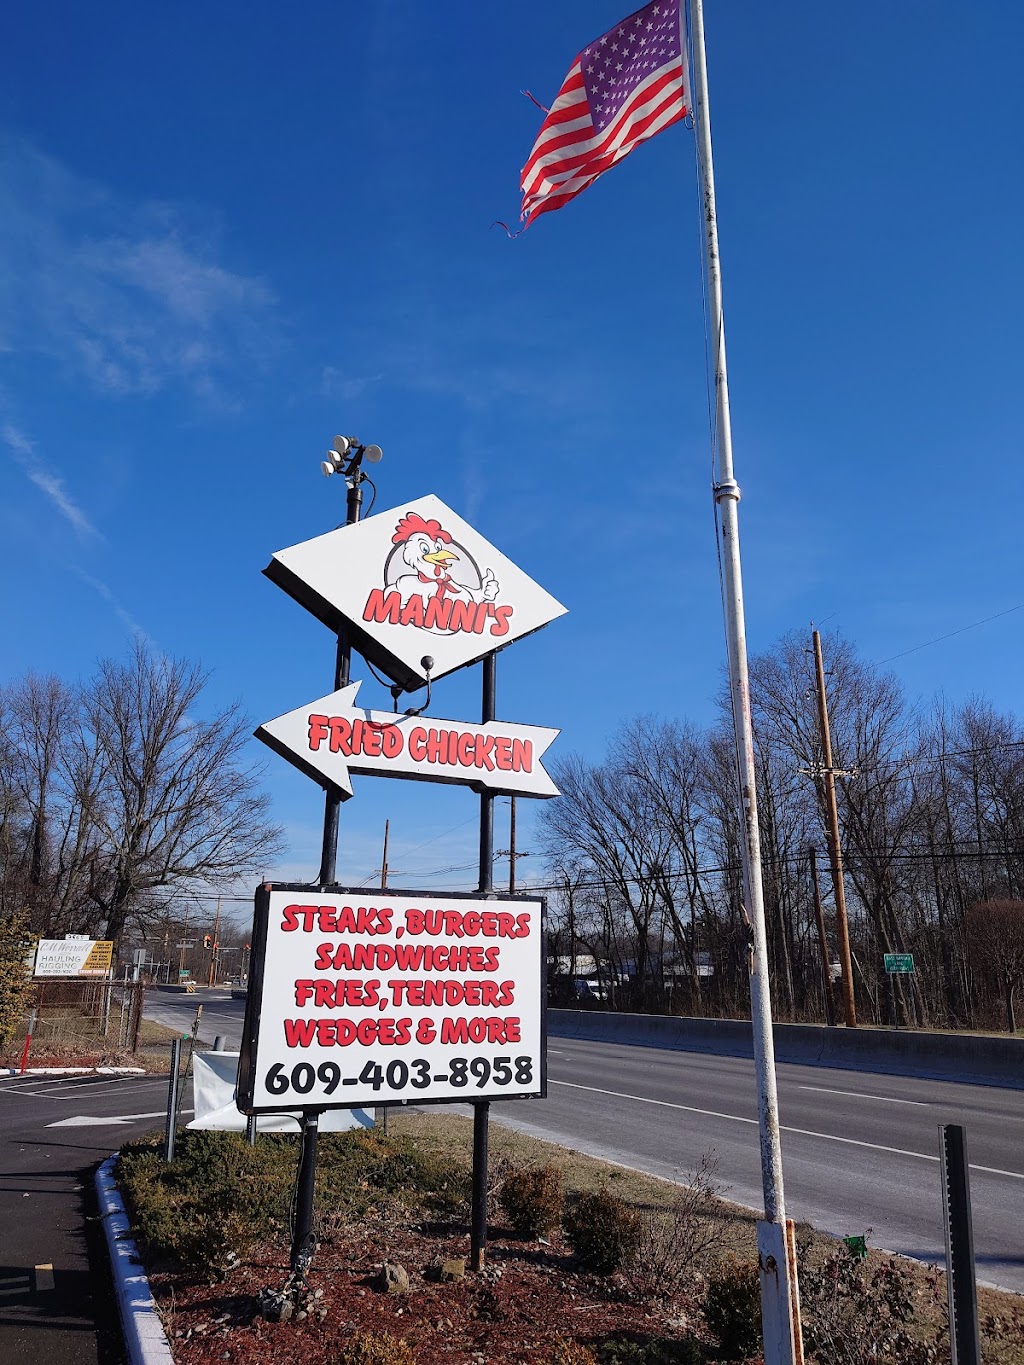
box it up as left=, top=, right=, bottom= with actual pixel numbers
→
left=874, top=601, right=1024, bottom=666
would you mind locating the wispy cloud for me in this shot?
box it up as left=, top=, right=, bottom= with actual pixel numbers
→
left=321, top=368, right=384, bottom=401
left=73, top=569, right=151, bottom=643
left=0, top=136, right=276, bottom=399
left=3, top=422, right=101, bottom=539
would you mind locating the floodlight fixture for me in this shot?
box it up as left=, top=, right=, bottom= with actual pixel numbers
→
left=363, top=444, right=383, bottom=464
left=322, top=448, right=347, bottom=477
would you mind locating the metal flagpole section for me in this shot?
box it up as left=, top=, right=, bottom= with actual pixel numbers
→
left=687, top=1, right=802, bottom=1359
left=470, top=651, right=497, bottom=1271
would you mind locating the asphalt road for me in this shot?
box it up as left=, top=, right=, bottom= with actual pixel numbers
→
left=0, top=1070, right=179, bottom=1365
left=147, top=991, right=1024, bottom=1294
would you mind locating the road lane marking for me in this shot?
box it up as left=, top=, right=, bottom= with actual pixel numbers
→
left=34, top=1264, right=54, bottom=1291
left=47, top=1109, right=192, bottom=1127
left=798, top=1085, right=929, bottom=1107
left=550, top=1079, right=758, bottom=1127
left=549, top=1080, right=1024, bottom=1180
left=0, top=1274, right=30, bottom=1298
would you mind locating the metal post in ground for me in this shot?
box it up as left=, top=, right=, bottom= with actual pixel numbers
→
left=318, top=468, right=363, bottom=887
left=290, top=1112, right=321, bottom=1276
left=165, top=1037, right=182, bottom=1161
left=940, top=1124, right=981, bottom=1365
left=19, top=1008, right=38, bottom=1075
left=470, top=651, right=497, bottom=1272
left=288, top=439, right=373, bottom=1281
left=245, top=1114, right=257, bottom=1146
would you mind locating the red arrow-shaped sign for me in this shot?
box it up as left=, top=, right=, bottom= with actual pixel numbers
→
left=256, top=683, right=560, bottom=799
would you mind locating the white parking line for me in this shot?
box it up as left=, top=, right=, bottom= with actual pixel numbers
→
left=3, top=1078, right=168, bottom=1101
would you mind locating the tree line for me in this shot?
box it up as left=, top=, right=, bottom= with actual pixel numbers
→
left=0, top=642, right=281, bottom=947
left=539, top=629, right=1024, bottom=1033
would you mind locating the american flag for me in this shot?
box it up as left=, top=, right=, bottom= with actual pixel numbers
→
left=519, top=0, right=688, bottom=227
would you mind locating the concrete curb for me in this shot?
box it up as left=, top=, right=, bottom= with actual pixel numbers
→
left=549, top=1010, right=1024, bottom=1089
left=95, top=1156, right=175, bottom=1365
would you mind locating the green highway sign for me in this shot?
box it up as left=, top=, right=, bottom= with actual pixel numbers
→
left=884, top=953, right=914, bottom=974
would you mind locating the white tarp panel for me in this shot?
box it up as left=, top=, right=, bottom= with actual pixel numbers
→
left=187, top=1051, right=373, bottom=1133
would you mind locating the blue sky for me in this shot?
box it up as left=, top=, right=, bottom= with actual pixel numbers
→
left=2, top=2, right=1022, bottom=920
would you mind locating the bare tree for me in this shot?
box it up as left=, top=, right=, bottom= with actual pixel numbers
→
left=967, top=900, right=1024, bottom=1032
left=0, top=642, right=282, bottom=944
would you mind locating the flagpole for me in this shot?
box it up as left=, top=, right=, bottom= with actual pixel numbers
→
left=687, top=1, right=802, bottom=1359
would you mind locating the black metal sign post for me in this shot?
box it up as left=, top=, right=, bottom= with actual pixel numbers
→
left=291, top=455, right=365, bottom=1279
left=471, top=652, right=497, bottom=1272
left=940, top=1124, right=981, bottom=1365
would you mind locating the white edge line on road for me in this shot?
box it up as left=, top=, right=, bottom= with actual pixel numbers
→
left=798, top=1084, right=929, bottom=1107
left=549, top=1079, right=1024, bottom=1180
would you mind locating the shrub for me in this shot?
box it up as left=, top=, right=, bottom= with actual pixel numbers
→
left=703, top=1259, right=761, bottom=1359
left=622, top=1152, right=725, bottom=1301
left=549, top=1337, right=598, bottom=1365
left=335, top=1331, right=416, bottom=1365
left=0, top=912, right=36, bottom=1052
left=499, top=1162, right=563, bottom=1237
left=599, top=1336, right=705, bottom=1365
left=329, top=1130, right=471, bottom=1218
left=117, top=1127, right=474, bottom=1277
left=564, top=1189, right=641, bottom=1274
left=799, top=1247, right=945, bottom=1364
left=117, top=1131, right=292, bottom=1275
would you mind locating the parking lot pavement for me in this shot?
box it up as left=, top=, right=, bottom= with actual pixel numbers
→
left=0, top=1072, right=175, bottom=1365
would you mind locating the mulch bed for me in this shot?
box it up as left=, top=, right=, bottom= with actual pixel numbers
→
left=154, top=1214, right=718, bottom=1365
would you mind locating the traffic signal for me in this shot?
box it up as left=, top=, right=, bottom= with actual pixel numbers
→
left=203, top=934, right=212, bottom=949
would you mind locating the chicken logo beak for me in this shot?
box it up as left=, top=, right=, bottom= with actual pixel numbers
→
left=423, top=549, right=458, bottom=565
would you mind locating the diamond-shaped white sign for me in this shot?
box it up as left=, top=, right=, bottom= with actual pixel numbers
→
left=265, top=495, right=567, bottom=688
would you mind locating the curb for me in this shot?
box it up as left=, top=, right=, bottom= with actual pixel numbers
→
left=95, top=1156, right=175, bottom=1365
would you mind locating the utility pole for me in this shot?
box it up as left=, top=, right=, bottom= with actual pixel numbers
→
left=807, top=848, right=835, bottom=1027
left=380, top=819, right=390, bottom=890
left=207, top=898, right=221, bottom=988
left=811, top=630, right=857, bottom=1027
left=178, top=905, right=190, bottom=981
left=495, top=797, right=530, bottom=895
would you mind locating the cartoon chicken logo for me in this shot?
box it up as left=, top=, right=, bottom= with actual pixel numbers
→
left=362, top=512, right=515, bottom=639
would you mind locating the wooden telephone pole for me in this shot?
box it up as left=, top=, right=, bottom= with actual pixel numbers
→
left=811, top=631, right=857, bottom=1027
